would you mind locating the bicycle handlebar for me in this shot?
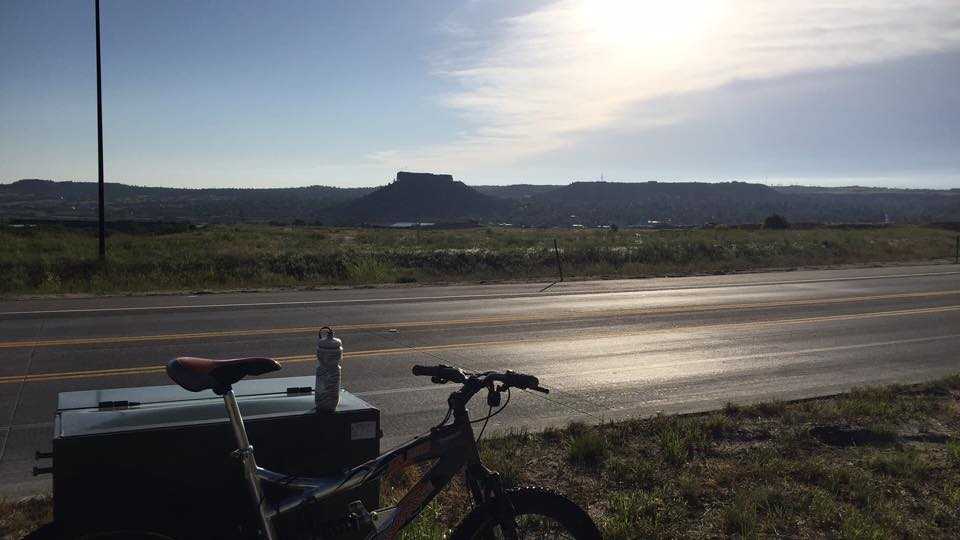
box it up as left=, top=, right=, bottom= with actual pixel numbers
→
left=411, top=364, right=549, bottom=393
left=411, top=364, right=466, bottom=383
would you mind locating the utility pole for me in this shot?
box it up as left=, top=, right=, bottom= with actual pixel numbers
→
left=95, top=0, right=106, bottom=261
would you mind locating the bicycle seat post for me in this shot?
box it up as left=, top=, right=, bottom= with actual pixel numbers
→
left=223, top=387, right=278, bottom=540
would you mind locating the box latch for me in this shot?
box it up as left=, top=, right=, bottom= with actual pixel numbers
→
left=98, top=400, right=140, bottom=410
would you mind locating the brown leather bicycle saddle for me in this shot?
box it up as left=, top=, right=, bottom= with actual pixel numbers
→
left=166, top=356, right=281, bottom=395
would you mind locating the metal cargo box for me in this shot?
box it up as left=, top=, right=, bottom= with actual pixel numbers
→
left=51, top=376, right=380, bottom=539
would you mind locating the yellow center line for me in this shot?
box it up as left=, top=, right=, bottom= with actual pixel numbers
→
left=0, top=289, right=957, bottom=350
left=2, top=303, right=959, bottom=385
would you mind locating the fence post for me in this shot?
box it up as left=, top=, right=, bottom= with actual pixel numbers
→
left=554, top=238, right=564, bottom=282
left=955, top=235, right=959, bottom=265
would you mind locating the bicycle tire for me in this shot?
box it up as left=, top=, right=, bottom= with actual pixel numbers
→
left=449, top=486, right=601, bottom=540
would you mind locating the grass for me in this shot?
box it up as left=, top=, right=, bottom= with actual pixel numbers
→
left=567, top=429, right=609, bottom=466
left=0, top=496, right=51, bottom=540
left=6, top=376, right=960, bottom=539
left=1, top=224, right=957, bottom=296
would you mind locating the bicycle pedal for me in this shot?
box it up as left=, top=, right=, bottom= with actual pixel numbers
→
left=347, top=500, right=372, bottom=527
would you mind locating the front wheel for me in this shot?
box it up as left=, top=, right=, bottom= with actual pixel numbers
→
left=449, top=486, right=601, bottom=540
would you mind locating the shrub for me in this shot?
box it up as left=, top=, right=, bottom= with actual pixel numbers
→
left=567, top=430, right=608, bottom=467
left=763, top=214, right=790, bottom=230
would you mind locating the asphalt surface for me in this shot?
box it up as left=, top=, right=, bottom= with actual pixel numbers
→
left=2, top=263, right=960, bottom=496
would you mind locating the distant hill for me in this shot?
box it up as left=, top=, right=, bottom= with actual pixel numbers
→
left=515, top=181, right=960, bottom=226
left=771, top=187, right=960, bottom=223
left=0, top=179, right=372, bottom=223
left=339, top=172, right=509, bottom=224
left=2, top=176, right=958, bottom=226
left=475, top=184, right=562, bottom=199
left=519, top=181, right=785, bottom=225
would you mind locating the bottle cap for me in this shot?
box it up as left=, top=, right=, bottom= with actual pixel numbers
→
left=317, top=326, right=342, bottom=349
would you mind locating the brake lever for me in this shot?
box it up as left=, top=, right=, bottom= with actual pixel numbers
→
left=431, top=376, right=448, bottom=384
left=530, top=386, right=549, bottom=394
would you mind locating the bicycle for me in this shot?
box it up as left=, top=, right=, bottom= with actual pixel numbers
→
left=147, top=356, right=601, bottom=539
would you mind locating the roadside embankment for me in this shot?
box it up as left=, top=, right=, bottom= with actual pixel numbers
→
left=2, top=225, right=957, bottom=296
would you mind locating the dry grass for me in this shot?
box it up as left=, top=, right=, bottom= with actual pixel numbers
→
left=394, top=375, right=960, bottom=538
left=1, top=224, right=955, bottom=296
left=0, top=496, right=51, bottom=540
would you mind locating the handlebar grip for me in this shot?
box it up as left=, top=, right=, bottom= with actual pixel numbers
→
left=412, top=365, right=435, bottom=377
left=503, top=371, right=540, bottom=390
left=412, top=364, right=466, bottom=383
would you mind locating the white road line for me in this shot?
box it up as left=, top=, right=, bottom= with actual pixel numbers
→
left=2, top=269, right=958, bottom=316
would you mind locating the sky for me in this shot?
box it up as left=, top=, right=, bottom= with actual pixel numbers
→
left=1, top=0, right=959, bottom=189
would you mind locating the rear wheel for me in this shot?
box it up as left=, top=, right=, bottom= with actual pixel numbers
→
left=450, top=486, right=600, bottom=540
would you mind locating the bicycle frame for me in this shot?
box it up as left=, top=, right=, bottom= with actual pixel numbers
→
left=222, top=388, right=500, bottom=540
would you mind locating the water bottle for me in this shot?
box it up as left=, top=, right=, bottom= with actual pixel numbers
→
left=315, top=326, right=342, bottom=412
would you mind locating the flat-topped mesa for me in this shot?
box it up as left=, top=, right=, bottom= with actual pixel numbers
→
left=341, top=171, right=507, bottom=223
left=394, top=171, right=455, bottom=187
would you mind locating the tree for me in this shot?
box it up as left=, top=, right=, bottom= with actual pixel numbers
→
left=763, top=214, right=790, bottom=229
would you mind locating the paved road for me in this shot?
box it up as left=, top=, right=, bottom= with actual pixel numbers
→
left=2, top=264, right=960, bottom=496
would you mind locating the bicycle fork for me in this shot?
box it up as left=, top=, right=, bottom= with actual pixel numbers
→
left=224, top=389, right=279, bottom=540
left=466, top=464, right=519, bottom=539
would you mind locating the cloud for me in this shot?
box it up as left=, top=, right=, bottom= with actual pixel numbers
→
left=371, top=0, right=960, bottom=172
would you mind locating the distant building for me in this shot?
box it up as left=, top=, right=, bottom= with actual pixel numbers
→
left=389, top=222, right=434, bottom=228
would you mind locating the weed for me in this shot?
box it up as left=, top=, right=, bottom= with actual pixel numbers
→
left=605, top=456, right=657, bottom=489
left=657, top=418, right=710, bottom=465
left=721, top=489, right=759, bottom=538
left=839, top=509, right=888, bottom=540
left=398, top=499, right=449, bottom=540
left=661, top=429, right=687, bottom=466
left=808, top=488, right=841, bottom=525
left=740, top=446, right=787, bottom=483
left=868, top=448, right=929, bottom=479
left=567, top=430, right=608, bottom=467
left=479, top=445, right=524, bottom=488
left=541, top=425, right=564, bottom=442
left=745, top=400, right=787, bottom=417
left=723, top=401, right=742, bottom=416
left=344, top=255, right=393, bottom=284
left=604, top=489, right=684, bottom=539
left=947, top=440, right=960, bottom=468
left=676, top=473, right=702, bottom=507
left=0, top=496, right=52, bottom=539
left=566, top=421, right=589, bottom=437
left=702, top=413, right=732, bottom=438
left=839, top=394, right=897, bottom=420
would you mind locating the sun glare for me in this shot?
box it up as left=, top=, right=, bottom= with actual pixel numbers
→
left=576, top=0, right=727, bottom=60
